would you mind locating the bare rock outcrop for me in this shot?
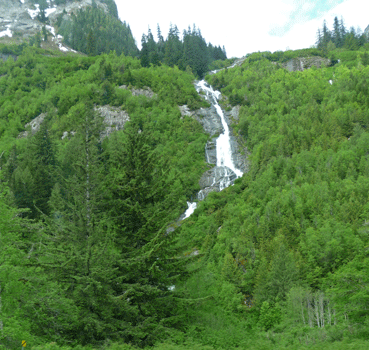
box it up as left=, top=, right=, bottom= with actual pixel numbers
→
left=18, top=113, right=46, bottom=138
left=94, top=105, right=130, bottom=139
left=283, top=57, right=331, bottom=72
left=119, top=85, right=157, bottom=99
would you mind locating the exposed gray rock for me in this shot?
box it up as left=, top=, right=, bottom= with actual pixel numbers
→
left=178, top=105, right=192, bottom=117
left=95, top=105, right=130, bottom=139
left=283, top=57, right=331, bottom=72
left=179, top=105, right=223, bottom=137
left=18, top=113, right=46, bottom=138
left=205, top=139, right=217, bottom=164
left=198, top=166, right=237, bottom=200
left=226, top=105, right=241, bottom=121
left=0, top=53, right=18, bottom=62
left=119, top=85, right=157, bottom=99
left=229, top=135, right=249, bottom=173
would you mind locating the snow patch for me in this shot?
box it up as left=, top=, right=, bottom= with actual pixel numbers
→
left=27, top=4, right=40, bottom=19
left=58, top=43, right=69, bottom=52
left=20, top=0, right=25, bottom=3
left=0, top=25, right=12, bottom=38
left=45, top=25, right=55, bottom=37
left=45, top=7, right=57, bottom=17
left=58, top=43, right=77, bottom=53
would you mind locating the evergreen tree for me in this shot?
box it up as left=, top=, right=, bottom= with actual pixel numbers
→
left=157, top=24, right=165, bottom=63
left=101, top=121, right=188, bottom=346
left=9, top=123, right=56, bottom=219
left=37, top=0, right=48, bottom=23
left=182, top=26, right=209, bottom=78
left=333, top=16, right=343, bottom=47
left=29, top=103, right=122, bottom=344
left=164, top=24, right=183, bottom=67
left=140, top=34, right=150, bottom=67
left=86, top=30, right=97, bottom=56
left=30, top=122, right=56, bottom=217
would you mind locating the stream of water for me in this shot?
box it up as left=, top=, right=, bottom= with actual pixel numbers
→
left=182, top=80, right=243, bottom=219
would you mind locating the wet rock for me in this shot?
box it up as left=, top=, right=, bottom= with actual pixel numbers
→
left=198, top=166, right=237, bottom=200
left=205, top=139, right=217, bottom=164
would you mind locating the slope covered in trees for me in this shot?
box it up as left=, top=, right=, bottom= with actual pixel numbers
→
left=175, top=46, right=369, bottom=348
left=2, top=26, right=369, bottom=350
left=0, top=43, right=210, bottom=348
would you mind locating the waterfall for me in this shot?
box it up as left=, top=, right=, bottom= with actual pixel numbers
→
left=182, top=80, right=243, bottom=219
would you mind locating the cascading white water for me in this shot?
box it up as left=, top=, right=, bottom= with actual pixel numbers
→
left=182, top=80, right=243, bottom=219
left=197, top=80, right=243, bottom=181
left=183, top=201, right=197, bottom=219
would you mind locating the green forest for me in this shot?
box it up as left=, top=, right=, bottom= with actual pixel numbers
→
left=1, top=7, right=369, bottom=349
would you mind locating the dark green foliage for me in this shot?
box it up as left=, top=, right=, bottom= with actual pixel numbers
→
left=0, top=44, right=209, bottom=348
left=58, top=6, right=138, bottom=56
left=316, top=16, right=368, bottom=51
left=139, top=24, right=227, bottom=78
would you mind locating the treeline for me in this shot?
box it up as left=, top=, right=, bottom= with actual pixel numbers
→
left=140, top=24, right=227, bottom=78
left=316, top=16, right=369, bottom=51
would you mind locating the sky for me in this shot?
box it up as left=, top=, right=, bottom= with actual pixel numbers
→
left=115, top=0, right=369, bottom=58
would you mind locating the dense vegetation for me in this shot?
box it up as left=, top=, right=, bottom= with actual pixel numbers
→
left=177, top=45, right=369, bottom=348
left=0, top=43, right=210, bottom=348
left=140, top=25, right=227, bottom=78
left=2, top=14, right=369, bottom=349
left=57, top=2, right=138, bottom=57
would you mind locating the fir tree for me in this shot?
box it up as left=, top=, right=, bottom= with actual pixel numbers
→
left=101, top=121, right=188, bottom=346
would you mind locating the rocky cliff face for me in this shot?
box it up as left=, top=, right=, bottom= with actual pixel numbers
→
left=282, top=56, right=331, bottom=72
left=0, top=0, right=109, bottom=52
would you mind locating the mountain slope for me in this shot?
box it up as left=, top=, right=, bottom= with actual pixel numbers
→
left=0, top=0, right=137, bottom=55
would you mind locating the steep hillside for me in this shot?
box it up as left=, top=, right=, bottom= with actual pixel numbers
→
left=175, top=48, right=369, bottom=349
left=2, top=20, right=369, bottom=349
left=0, top=0, right=137, bottom=55
left=0, top=44, right=211, bottom=347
